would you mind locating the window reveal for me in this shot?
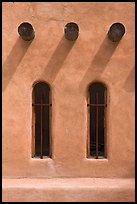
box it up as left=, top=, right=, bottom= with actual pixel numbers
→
left=32, top=82, right=52, bottom=159
left=87, top=82, right=107, bottom=159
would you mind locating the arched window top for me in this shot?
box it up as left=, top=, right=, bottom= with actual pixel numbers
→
left=33, top=82, right=50, bottom=103
left=88, top=81, right=107, bottom=92
left=88, top=82, right=107, bottom=105
left=33, top=81, right=50, bottom=89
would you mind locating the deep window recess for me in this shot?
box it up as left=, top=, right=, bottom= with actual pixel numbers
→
left=87, top=82, right=107, bottom=159
left=32, top=82, right=52, bottom=159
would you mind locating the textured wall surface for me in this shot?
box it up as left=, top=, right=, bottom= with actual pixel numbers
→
left=2, top=2, right=135, bottom=179
left=2, top=178, right=135, bottom=202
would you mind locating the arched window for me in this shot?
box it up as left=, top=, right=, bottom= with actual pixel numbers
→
left=87, top=82, right=107, bottom=159
left=32, top=82, right=52, bottom=159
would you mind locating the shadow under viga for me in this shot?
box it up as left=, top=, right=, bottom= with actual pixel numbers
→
left=123, top=66, right=135, bottom=93
left=40, top=36, right=75, bottom=83
left=2, top=37, right=32, bottom=92
left=79, top=36, right=119, bottom=92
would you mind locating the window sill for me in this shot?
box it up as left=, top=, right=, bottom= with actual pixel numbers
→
left=85, top=157, right=108, bottom=161
left=31, top=156, right=53, bottom=160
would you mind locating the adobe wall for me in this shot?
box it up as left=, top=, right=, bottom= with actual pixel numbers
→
left=2, top=2, right=135, bottom=178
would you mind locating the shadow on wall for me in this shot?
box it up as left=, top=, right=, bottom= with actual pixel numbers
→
left=41, top=36, right=75, bottom=83
left=123, top=66, right=135, bottom=93
left=79, top=36, right=119, bottom=92
left=2, top=37, right=32, bottom=92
